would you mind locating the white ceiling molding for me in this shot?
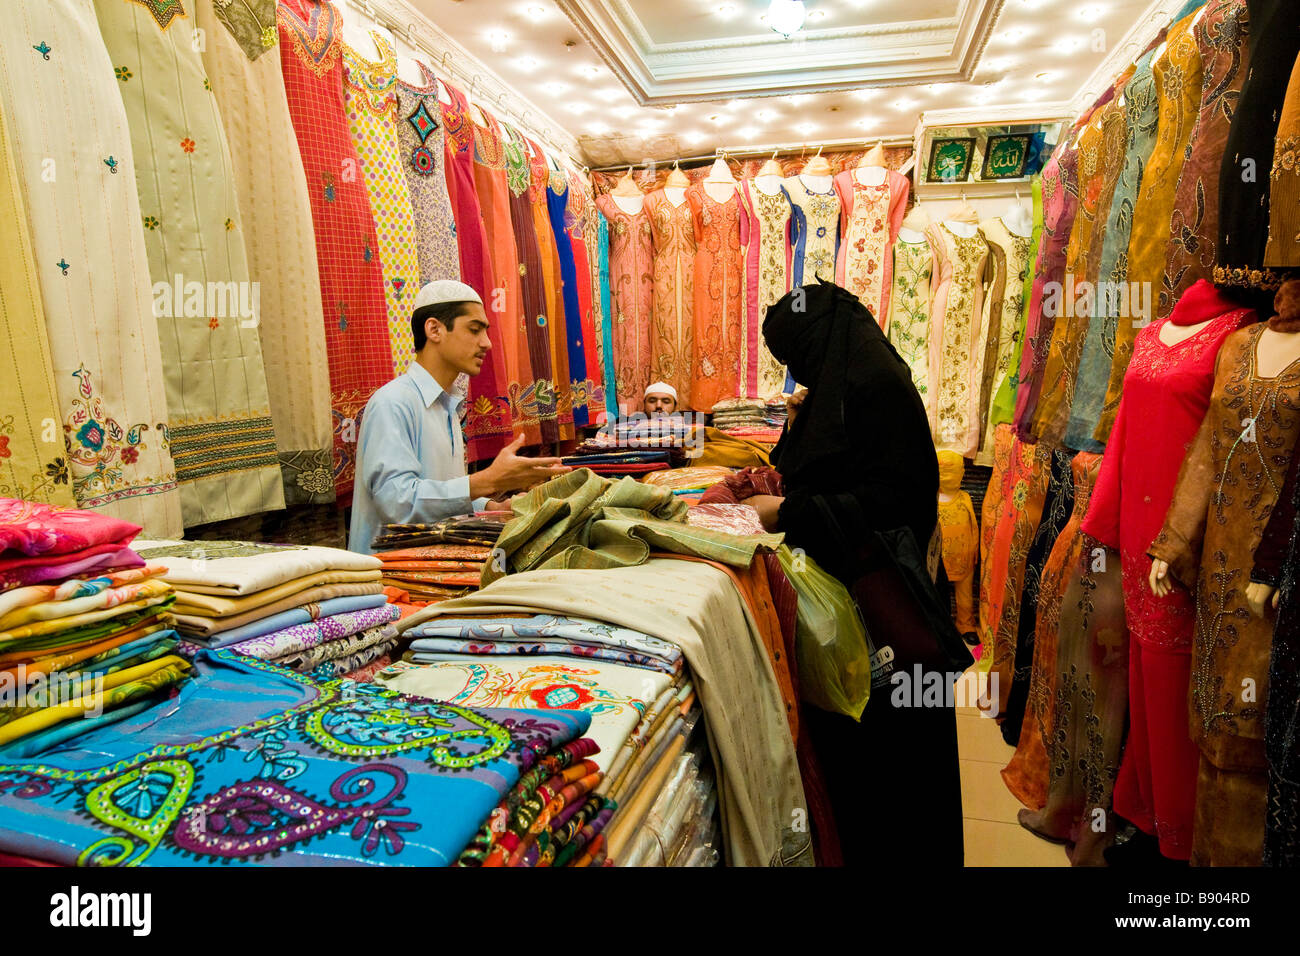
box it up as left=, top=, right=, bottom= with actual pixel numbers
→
left=1067, top=0, right=1185, bottom=115
left=919, top=101, right=1076, bottom=128
left=556, top=0, right=1007, bottom=105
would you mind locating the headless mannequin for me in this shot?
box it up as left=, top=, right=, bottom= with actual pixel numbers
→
left=611, top=167, right=644, bottom=214
left=754, top=152, right=783, bottom=195
left=665, top=161, right=688, bottom=206
left=393, top=36, right=429, bottom=88
left=1003, top=194, right=1033, bottom=238
left=333, top=2, right=385, bottom=56
left=799, top=147, right=833, bottom=193
left=943, top=200, right=980, bottom=239
left=703, top=156, right=737, bottom=202
left=898, top=204, right=930, bottom=243
left=854, top=142, right=888, bottom=186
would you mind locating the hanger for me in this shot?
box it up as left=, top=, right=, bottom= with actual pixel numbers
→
left=666, top=159, right=689, bottom=188
left=803, top=143, right=831, bottom=177
left=859, top=140, right=886, bottom=168
left=758, top=149, right=782, bottom=178
left=612, top=165, right=642, bottom=197
left=705, top=150, right=736, bottom=185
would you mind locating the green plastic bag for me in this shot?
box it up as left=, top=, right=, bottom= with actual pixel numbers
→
left=775, top=544, right=872, bottom=721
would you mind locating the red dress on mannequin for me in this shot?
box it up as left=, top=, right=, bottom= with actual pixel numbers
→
left=1080, top=279, right=1254, bottom=859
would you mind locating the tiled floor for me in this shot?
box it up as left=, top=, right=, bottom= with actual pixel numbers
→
left=958, top=679, right=1070, bottom=867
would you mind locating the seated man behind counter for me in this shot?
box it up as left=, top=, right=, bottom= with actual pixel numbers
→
left=348, top=280, right=571, bottom=554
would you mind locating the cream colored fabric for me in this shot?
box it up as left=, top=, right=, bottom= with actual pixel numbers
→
left=172, top=568, right=383, bottom=617
left=397, top=557, right=812, bottom=867
left=0, top=0, right=181, bottom=536
left=196, top=0, right=334, bottom=506
left=132, top=539, right=380, bottom=595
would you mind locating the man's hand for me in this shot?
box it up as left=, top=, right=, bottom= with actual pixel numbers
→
left=470, top=434, right=570, bottom=499
left=742, top=494, right=785, bottom=532
left=786, top=388, right=808, bottom=423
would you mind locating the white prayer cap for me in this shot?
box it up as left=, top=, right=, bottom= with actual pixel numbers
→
left=413, top=279, right=482, bottom=311
left=643, top=381, right=678, bottom=401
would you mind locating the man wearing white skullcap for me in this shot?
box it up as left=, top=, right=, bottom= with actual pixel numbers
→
left=643, top=381, right=679, bottom=417
left=349, top=280, right=569, bottom=552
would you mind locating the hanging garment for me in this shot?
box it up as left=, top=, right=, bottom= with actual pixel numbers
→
left=688, top=183, right=744, bottom=411
left=978, top=423, right=1014, bottom=666
left=1014, top=136, right=1082, bottom=438
left=0, top=0, right=181, bottom=534
left=1215, top=0, right=1300, bottom=292
left=1095, top=9, right=1207, bottom=441
left=597, top=212, right=618, bottom=423
left=277, top=0, right=392, bottom=500
left=439, top=80, right=510, bottom=458
left=1265, top=54, right=1300, bottom=270
left=394, top=62, right=460, bottom=285
left=503, top=126, right=559, bottom=443
left=1082, top=283, right=1252, bottom=860
left=926, top=222, right=991, bottom=457
left=470, top=107, right=535, bottom=443
left=94, top=0, right=285, bottom=527
left=1149, top=323, right=1300, bottom=865
left=1066, top=49, right=1162, bottom=451
left=0, top=100, right=76, bottom=510
left=525, top=138, right=574, bottom=440
left=340, top=34, right=419, bottom=374
left=977, top=219, right=1035, bottom=463
left=1001, top=447, right=1076, bottom=738
left=197, top=0, right=333, bottom=507
left=646, top=189, right=696, bottom=408
left=785, top=176, right=840, bottom=286
left=738, top=180, right=792, bottom=399
left=1161, top=0, right=1254, bottom=317
left=547, top=169, right=595, bottom=428
left=886, top=235, right=936, bottom=416
left=595, top=193, right=655, bottom=413
left=990, top=178, right=1044, bottom=432
left=937, top=452, right=978, bottom=636
left=833, top=168, right=909, bottom=325
left=566, top=174, right=606, bottom=419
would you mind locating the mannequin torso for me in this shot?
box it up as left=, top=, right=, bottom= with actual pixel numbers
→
left=854, top=166, right=887, bottom=186
left=943, top=220, right=979, bottom=238
left=665, top=186, right=687, bottom=207
left=798, top=173, right=834, bottom=193
left=704, top=181, right=736, bottom=203
left=1158, top=314, right=1217, bottom=347
left=1255, top=327, right=1300, bottom=379
left=898, top=227, right=927, bottom=243
left=754, top=175, right=783, bottom=195
left=612, top=193, right=644, bottom=215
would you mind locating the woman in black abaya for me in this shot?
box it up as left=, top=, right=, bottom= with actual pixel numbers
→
left=742, top=281, right=972, bottom=866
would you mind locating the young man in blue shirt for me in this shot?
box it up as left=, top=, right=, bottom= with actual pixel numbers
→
left=348, top=280, right=569, bottom=553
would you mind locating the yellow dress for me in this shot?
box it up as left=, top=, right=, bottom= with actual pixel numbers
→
left=937, top=451, right=979, bottom=635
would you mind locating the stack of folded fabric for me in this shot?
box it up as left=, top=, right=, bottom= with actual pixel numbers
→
left=371, top=511, right=510, bottom=550
left=131, top=539, right=399, bottom=681
left=0, top=499, right=191, bottom=759
left=579, top=417, right=701, bottom=455
left=709, top=397, right=786, bottom=444
left=375, top=545, right=493, bottom=605
left=639, top=465, right=735, bottom=506
left=378, top=612, right=719, bottom=866
left=559, top=449, right=672, bottom=477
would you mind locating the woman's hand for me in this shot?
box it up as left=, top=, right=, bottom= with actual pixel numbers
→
left=1148, top=558, right=1173, bottom=597
left=1246, top=581, right=1279, bottom=618
left=743, top=494, right=785, bottom=532
left=786, top=388, right=808, bottom=423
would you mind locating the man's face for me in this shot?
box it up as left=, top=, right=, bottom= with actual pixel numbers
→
left=429, top=303, right=491, bottom=376
left=643, top=393, right=676, bottom=417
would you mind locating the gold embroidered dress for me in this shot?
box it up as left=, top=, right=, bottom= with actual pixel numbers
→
left=926, top=222, right=990, bottom=457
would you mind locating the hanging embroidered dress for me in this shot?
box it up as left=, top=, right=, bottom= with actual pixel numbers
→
left=277, top=0, right=392, bottom=499
left=566, top=174, right=605, bottom=417
left=978, top=219, right=1035, bottom=463
left=1082, top=289, right=1253, bottom=861
left=926, top=222, right=990, bottom=457
left=989, top=177, right=1043, bottom=431
left=688, top=183, right=744, bottom=411
left=94, top=0, right=284, bottom=527
left=886, top=235, right=936, bottom=417
left=525, top=137, right=574, bottom=440
left=833, top=168, right=909, bottom=326
left=394, top=62, right=460, bottom=285
left=547, top=170, right=594, bottom=427
left=1149, top=323, right=1300, bottom=865
left=0, top=0, right=182, bottom=534
left=340, top=34, right=419, bottom=374
left=738, top=180, right=792, bottom=399
left=646, top=189, right=696, bottom=408
left=1161, top=0, right=1253, bottom=319
left=595, top=193, right=655, bottom=413
left=1265, top=53, right=1300, bottom=270
left=1066, top=49, right=1161, bottom=452
left=785, top=176, right=840, bottom=286
left=597, top=211, right=618, bottom=423
left=197, top=0, right=333, bottom=507
left=1095, top=8, right=1206, bottom=442
left=977, top=424, right=1015, bottom=670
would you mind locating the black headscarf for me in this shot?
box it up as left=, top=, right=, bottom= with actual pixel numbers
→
left=765, top=281, right=936, bottom=543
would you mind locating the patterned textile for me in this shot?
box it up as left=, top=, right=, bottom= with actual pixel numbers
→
left=546, top=171, right=595, bottom=428
left=0, top=98, right=75, bottom=511
left=341, top=35, right=419, bottom=375
left=94, top=0, right=284, bottom=526
left=926, top=222, right=990, bottom=457
left=566, top=175, right=606, bottom=423
left=688, top=184, right=744, bottom=410
left=833, top=169, right=909, bottom=324
left=0, top=578, right=170, bottom=631
left=225, top=603, right=399, bottom=660
left=990, top=177, right=1043, bottom=429
left=272, top=618, right=397, bottom=673
left=685, top=503, right=766, bottom=537
left=646, top=190, right=697, bottom=407
left=785, top=176, right=840, bottom=286
left=0, top=549, right=145, bottom=594
left=1265, top=53, right=1300, bottom=269
left=0, top=565, right=163, bottom=621
left=597, top=211, right=619, bottom=422
left=277, top=0, right=392, bottom=498
left=0, top=649, right=591, bottom=866
left=187, top=593, right=387, bottom=649
left=197, top=0, right=334, bottom=507
left=596, top=194, right=656, bottom=411
left=341, top=651, right=392, bottom=683
left=306, top=634, right=396, bottom=680
left=393, top=64, right=460, bottom=284
left=886, top=235, right=936, bottom=416
left=737, top=181, right=791, bottom=398
left=640, top=466, right=734, bottom=492
left=0, top=498, right=141, bottom=559
left=0, top=0, right=181, bottom=536
left=977, top=219, right=1034, bottom=463
left=937, top=452, right=978, bottom=636
left=132, top=538, right=380, bottom=595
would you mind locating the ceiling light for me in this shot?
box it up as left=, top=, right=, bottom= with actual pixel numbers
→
left=985, top=55, right=1018, bottom=72
left=1017, top=0, right=1051, bottom=8
left=1034, top=71, right=1057, bottom=83
left=997, top=27, right=1029, bottom=44
left=1019, top=87, right=1048, bottom=101
left=565, top=102, right=591, bottom=114
left=576, top=64, right=602, bottom=79
left=486, top=29, right=509, bottom=53
left=807, top=8, right=828, bottom=21
left=595, top=87, right=625, bottom=102
left=755, top=109, right=777, bottom=123
left=1053, top=35, right=1085, bottom=54
left=709, top=113, right=731, bottom=125
left=586, top=121, right=609, bottom=135
left=850, top=89, right=878, bottom=101
left=715, top=2, right=738, bottom=18
left=515, top=56, right=541, bottom=72
left=524, top=4, right=547, bottom=20
left=1076, top=3, right=1105, bottom=20
left=795, top=122, right=816, bottom=135
left=541, top=81, right=569, bottom=96
left=892, top=98, right=916, bottom=111
left=612, top=105, right=637, bottom=119
left=854, top=116, right=880, bottom=128
left=737, top=126, right=759, bottom=139
left=767, top=0, right=807, bottom=38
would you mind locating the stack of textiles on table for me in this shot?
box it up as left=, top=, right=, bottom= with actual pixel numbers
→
left=379, top=612, right=721, bottom=866
left=0, top=648, right=599, bottom=866
left=639, top=465, right=735, bottom=506
left=559, top=449, right=672, bottom=477
left=0, top=499, right=190, bottom=760
left=709, top=397, right=787, bottom=444
left=375, top=545, right=493, bottom=605
left=579, top=416, right=701, bottom=453
left=370, top=511, right=510, bottom=550
left=132, top=539, right=398, bottom=682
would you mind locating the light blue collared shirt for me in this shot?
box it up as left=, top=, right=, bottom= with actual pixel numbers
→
left=348, top=363, right=489, bottom=553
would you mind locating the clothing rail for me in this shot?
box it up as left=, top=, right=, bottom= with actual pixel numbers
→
left=591, top=136, right=916, bottom=173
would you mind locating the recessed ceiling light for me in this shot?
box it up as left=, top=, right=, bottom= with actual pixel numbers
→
left=541, top=81, right=569, bottom=96
left=1019, top=87, right=1048, bottom=101
left=682, top=130, right=707, bottom=143
left=594, top=87, right=624, bottom=102
left=715, top=2, right=738, bottom=18
left=565, top=102, right=591, bottom=114
left=892, top=98, right=916, bottom=111
left=612, top=105, right=637, bottom=119
left=1076, top=3, right=1105, bottom=20
left=807, top=8, right=828, bottom=20
left=486, top=29, right=509, bottom=53
left=985, top=55, right=1018, bottom=72
left=737, top=126, right=759, bottom=139
left=1053, top=35, right=1085, bottom=54
left=850, top=89, right=878, bottom=101
left=1034, top=71, right=1057, bottom=83
left=755, top=109, right=777, bottom=123
left=795, top=122, right=816, bottom=135
left=854, top=116, right=880, bottom=128
left=586, top=121, right=609, bottom=135
left=972, top=88, right=996, bottom=104
left=524, top=4, right=547, bottom=20
left=709, top=113, right=731, bottom=125
left=576, top=64, right=602, bottom=79
left=515, top=56, right=541, bottom=72
left=997, top=27, right=1030, bottom=44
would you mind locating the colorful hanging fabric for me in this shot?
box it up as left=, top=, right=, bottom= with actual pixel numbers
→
left=565, top=174, right=605, bottom=422
left=784, top=175, right=840, bottom=286
left=926, top=222, right=990, bottom=458
left=95, top=0, right=284, bottom=527
left=597, top=212, right=619, bottom=423
left=687, top=183, right=744, bottom=411
left=525, top=136, right=574, bottom=440
left=738, top=180, right=791, bottom=398
left=990, top=176, right=1043, bottom=429
left=276, top=0, right=393, bottom=500
left=886, top=233, right=936, bottom=418
left=977, top=218, right=1035, bottom=463
left=645, top=189, right=696, bottom=408
left=595, top=192, right=655, bottom=413
left=0, top=0, right=182, bottom=536
left=1265, top=53, right=1300, bottom=270
left=197, top=0, right=334, bottom=507
left=833, top=168, right=909, bottom=325
left=341, top=33, right=420, bottom=375
left=394, top=62, right=460, bottom=284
